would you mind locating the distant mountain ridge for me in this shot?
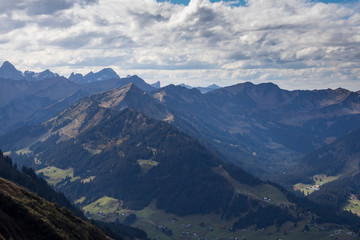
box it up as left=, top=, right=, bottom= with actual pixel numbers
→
left=177, top=83, right=221, bottom=93
left=0, top=61, right=59, bottom=81
left=1, top=61, right=360, bottom=181
left=152, top=82, right=360, bottom=178
left=0, top=62, right=156, bottom=135
left=0, top=61, right=24, bottom=80
left=2, top=85, right=360, bottom=238
left=69, top=68, right=120, bottom=84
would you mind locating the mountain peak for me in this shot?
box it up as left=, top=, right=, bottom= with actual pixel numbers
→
left=23, top=69, right=59, bottom=81
left=151, top=81, right=161, bottom=89
left=196, top=83, right=221, bottom=93
left=0, top=61, right=24, bottom=80
left=207, top=84, right=220, bottom=88
left=69, top=68, right=120, bottom=84
left=96, top=83, right=147, bottom=110
left=1, top=61, right=15, bottom=68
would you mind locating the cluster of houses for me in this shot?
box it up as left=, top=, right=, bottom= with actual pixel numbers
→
left=263, top=197, right=271, bottom=202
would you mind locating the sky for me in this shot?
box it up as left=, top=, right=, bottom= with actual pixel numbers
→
left=0, top=0, right=359, bottom=90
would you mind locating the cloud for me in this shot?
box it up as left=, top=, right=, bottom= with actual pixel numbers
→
left=0, top=0, right=359, bottom=90
left=0, top=0, right=97, bottom=15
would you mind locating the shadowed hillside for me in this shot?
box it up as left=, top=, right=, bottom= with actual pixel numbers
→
left=0, top=176, right=111, bottom=240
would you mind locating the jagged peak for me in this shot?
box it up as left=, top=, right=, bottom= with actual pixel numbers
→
left=98, top=67, right=117, bottom=73
left=258, top=82, right=280, bottom=89
left=161, top=83, right=202, bottom=95
left=334, top=87, right=351, bottom=94
left=215, top=81, right=283, bottom=94
left=1, top=61, right=16, bottom=69
left=0, top=61, right=24, bottom=80
left=207, top=84, right=220, bottom=88
left=96, top=83, right=143, bottom=109
left=151, top=81, right=161, bottom=89
left=69, top=72, right=83, bottom=78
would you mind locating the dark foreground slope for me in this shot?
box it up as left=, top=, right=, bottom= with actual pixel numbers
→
left=0, top=176, right=110, bottom=240
left=0, top=151, right=149, bottom=240
left=0, top=150, right=84, bottom=214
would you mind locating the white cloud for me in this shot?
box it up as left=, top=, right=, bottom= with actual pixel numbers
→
left=0, top=0, right=359, bottom=90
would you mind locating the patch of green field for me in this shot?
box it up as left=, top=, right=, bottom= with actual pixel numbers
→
left=313, top=174, right=339, bottom=185
left=75, top=197, right=86, bottom=204
left=344, top=195, right=360, bottom=216
left=213, top=166, right=289, bottom=204
left=3, top=151, right=11, bottom=156
left=15, top=148, right=32, bottom=155
left=294, top=174, right=339, bottom=195
left=83, top=147, right=102, bottom=155
left=137, top=159, right=159, bottom=175
left=132, top=201, right=236, bottom=240
left=81, top=176, right=96, bottom=183
left=83, top=196, right=122, bottom=221
left=137, top=159, right=159, bottom=167
left=36, top=166, right=79, bottom=186
left=293, top=183, right=314, bottom=195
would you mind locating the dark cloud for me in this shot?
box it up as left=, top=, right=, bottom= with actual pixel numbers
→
left=26, top=0, right=73, bottom=15
left=0, top=0, right=98, bottom=15
left=189, top=6, right=217, bottom=23
left=0, top=18, right=26, bottom=34
left=48, top=32, right=103, bottom=49
left=37, top=15, right=76, bottom=28
left=102, top=35, right=136, bottom=48
left=228, top=51, right=250, bottom=61
left=128, top=9, right=169, bottom=28
left=0, top=2, right=23, bottom=14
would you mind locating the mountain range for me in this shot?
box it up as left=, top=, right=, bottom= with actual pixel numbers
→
left=1, top=61, right=360, bottom=238
left=1, top=83, right=360, bottom=238
left=69, top=68, right=120, bottom=84
left=0, top=62, right=360, bottom=179
left=151, top=82, right=360, bottom=178
left=177, top=83, right=221, bottom=93
left=0, top=84, right=265, bottom=216
left=1, top=61, right=360, bottom=179
left=0, top=62, right=155, bottom=135
left=0, top=61, right=59, bottom=81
